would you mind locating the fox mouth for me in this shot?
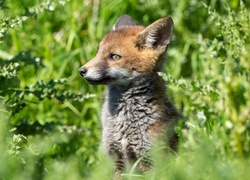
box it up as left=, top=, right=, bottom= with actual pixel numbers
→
left=85, top=76, right=115, bottom=85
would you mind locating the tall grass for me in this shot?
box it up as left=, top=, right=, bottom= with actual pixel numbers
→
left=0, top=0, right=249, bottom=179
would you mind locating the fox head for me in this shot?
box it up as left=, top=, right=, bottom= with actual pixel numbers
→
left=79, top=15, right=173, bottom=85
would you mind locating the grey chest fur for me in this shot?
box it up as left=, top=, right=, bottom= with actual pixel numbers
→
left=101, top=78, right=162, bottom=162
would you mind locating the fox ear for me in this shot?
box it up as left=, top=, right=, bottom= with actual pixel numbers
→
left=112, top=15, right=136, bottom=31
left=136, top=17, right=173, bottom=50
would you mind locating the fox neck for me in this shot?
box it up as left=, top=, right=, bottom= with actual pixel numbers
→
left=106, top=74, right=166, bottom=117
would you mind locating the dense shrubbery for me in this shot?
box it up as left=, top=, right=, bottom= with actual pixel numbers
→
left=0, top=0, right=249, bottom=179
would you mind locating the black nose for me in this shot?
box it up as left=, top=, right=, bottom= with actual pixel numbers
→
left=79, top=67, right=87, bottom=77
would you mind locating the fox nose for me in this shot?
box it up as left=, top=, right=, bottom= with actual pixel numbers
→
left=78, top=67, right=87, bottom=77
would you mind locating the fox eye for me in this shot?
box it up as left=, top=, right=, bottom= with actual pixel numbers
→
left=110, top=53, right=121, bottom=60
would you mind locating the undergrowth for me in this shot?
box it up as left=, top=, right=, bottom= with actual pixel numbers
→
left=0, top=0, right=249, bottom=179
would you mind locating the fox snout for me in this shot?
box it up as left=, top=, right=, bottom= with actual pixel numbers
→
left=78, top=66, right=87, bottom=77
left=78, top=65, right=107, bottom=85
left=78, top=64, right=133, bottom=85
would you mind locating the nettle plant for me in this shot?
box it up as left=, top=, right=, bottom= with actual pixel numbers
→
left=208, top=2, right=250, bottom=156
left=0, top=0, right=95, bottom=170
left=0, top=0, right=70, bottom=38
left=162, top=2, right=250, bottom=156
left=1, top=52, right=92, bottom=118
left=0, top=1, right=90, bottom=118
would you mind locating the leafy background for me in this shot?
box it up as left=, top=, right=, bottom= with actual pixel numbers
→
left=0, top=0, right=249, bottom=179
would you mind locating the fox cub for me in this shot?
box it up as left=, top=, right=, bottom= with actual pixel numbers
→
left=79, top=15, right=180, bottom=175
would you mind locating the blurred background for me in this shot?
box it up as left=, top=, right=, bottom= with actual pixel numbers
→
left=0, top=0, right=249, bottom=179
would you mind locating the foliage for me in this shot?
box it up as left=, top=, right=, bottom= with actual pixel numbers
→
left=0, top=0, right=249, bottom=179
left=163, top=0, right=250, bottom=156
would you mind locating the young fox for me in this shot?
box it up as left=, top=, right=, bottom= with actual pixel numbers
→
left=79, top=15, right=180, bottom=174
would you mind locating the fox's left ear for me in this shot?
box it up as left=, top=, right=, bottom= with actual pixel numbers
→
left=136, top=17, right=173, bottom=50
left=112, top=15, right=136, bottom=31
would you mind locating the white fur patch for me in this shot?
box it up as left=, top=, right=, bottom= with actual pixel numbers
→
left=107, top=67, right=137, bottom=85
left=84, top=67, right=104, bottom=81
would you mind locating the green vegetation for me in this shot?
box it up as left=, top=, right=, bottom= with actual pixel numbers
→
left=0, top=0, right=249, bottom=179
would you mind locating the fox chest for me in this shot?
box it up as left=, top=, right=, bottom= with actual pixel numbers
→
left=101, top=96, right=161, bottom=159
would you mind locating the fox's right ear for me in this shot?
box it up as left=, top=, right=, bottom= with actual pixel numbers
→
left=136, top=17, right=173, bottom=51
left=112, top=15, right=136, bottom=31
